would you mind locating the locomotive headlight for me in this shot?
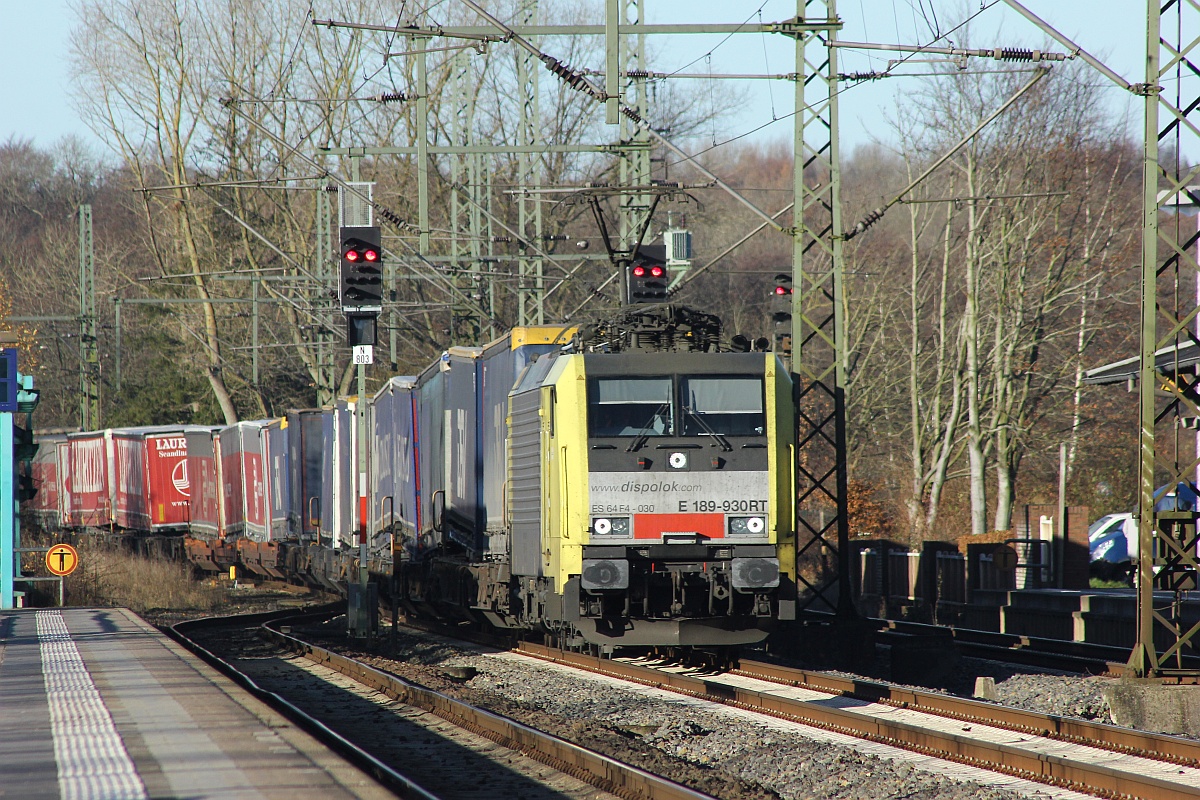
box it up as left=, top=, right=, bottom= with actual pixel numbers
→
left=732, top=557, right=780, bottom=590
left=729, top=516, right=766, bottom=535
left=591, top=516, right=630, bottom=536
left=669, top=451, right=688, bottom=469
left=581, top=558, right=629, bottom=590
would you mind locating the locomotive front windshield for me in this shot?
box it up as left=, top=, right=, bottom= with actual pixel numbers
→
left=588, top=374, right=766, bottom=438
left=589, top=377, right=674, bottom=436
left=682, top=377, right=765, bottom=436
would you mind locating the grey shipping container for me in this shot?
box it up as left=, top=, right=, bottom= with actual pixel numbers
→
left=416, top=356, right=447, bottom=547
left=264, top=418, right=290, bottom=540
left=286, top=410, right=325, bottom=542
left=370, top=377, right=420, bottom=557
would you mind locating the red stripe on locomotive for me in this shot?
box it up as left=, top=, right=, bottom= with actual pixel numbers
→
left=633, top=512, right=725, bottom=539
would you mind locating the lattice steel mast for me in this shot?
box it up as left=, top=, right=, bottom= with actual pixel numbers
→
left=789, top=0, right=851, bottom=615
left=1130, top=0, right=1200, bottom=678
left=78, top=205, right=100, bottom=430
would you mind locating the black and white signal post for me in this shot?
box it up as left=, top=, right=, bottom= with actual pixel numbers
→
left=339, top=182, right=379, bottom=638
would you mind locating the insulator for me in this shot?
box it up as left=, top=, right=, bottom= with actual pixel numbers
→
left=375, top=92, right=407, bottom=103
left=840, top=71, right=885, bottom=83
left=374, top=206, right=406, bottom=228
left=847, top=207, right=885, bottom=240
left=542, top=55, right=598, bottom=96
left=995, top=48, right=1035, bottom=61
left=542, top=57, right=572, bottom=80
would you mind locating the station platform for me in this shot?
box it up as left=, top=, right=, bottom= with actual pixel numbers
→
left=0, top=607, right=392, bottom=800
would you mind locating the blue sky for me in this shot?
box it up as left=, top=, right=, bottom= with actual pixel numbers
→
left=0, top=0, right=1148, bottom=159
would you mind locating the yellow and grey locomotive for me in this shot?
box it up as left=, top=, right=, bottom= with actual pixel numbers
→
left=504, top=347, right=797, bottom=647
left=393, top=309, right=797, bottom=649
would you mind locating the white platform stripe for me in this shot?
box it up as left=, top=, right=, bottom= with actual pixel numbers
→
left=37, top=611, right=148, bottom=800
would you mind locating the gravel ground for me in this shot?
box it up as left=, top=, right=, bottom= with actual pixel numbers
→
left=154, top=600, right=1113, bottom=799
left=825, top=648, right=1116, bottom=724
left=141, top=586, right=326, bottom=628
left=308, top=623, right=1072, bottom=800
left=984, top=670, right=1112, bottom=721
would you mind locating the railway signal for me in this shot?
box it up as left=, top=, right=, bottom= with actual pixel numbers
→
left=628, top=255, right=668, bottom=304
left=339, top=226, right=383, bottom=314
left=771, top=273, right=793, bottom=358
left=346, top=314, right=378, bottom=350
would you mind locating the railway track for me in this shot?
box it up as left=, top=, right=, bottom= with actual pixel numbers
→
left=167, top=609, right=717, bottom=800
left=872, top=618, right=1146, bottom=676
left=795, top=612, right=1139, bottom=676
left=513, top=642, right=1200, bottom=800
left=170, top=606, right=1200, bottom=799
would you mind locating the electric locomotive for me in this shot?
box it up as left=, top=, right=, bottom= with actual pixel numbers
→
left=398, top=310, right=797, bottom=648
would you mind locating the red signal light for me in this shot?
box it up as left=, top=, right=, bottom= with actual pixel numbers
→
left=632, top=265, right=646, bottom=277
left=649, top=265, right=665, bottom=278
left=345, top=249, right=360, bottom=262
left=363, top=248, right=379, bottom=262
left=774, top=286, right=789, bottom=295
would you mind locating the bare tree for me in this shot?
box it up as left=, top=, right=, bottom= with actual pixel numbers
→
left=864, top=57, right=1139, bottom=536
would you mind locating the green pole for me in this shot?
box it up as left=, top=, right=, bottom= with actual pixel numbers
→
left=1, top=412, right=13, bottom=608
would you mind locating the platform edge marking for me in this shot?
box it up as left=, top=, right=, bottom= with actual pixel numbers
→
left=37, top=610, right=148, bottom=800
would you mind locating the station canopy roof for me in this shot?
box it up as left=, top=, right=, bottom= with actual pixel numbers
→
left=1083, top=340, right=1200, bottom=385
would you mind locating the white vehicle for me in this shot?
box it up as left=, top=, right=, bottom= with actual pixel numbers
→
left=1088, top=512, right=1135, bottom=571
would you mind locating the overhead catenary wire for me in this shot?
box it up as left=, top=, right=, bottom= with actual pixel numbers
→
left=897, top=190, right=1071, bottom=205
left=217, top=96, right=502, bottom=330
left=457, top=0, right=1050, bottom=252
left=653, top=0, right=1005, bottom=174
left=829, top=40, right=1069, bottom=62
left=263, top=3, right=315, bottom=101
left=136, top=175, right=326, bottom=191
left=1000, top=0, right=1136, bottom=92
left=670, top=202, right=795, bottom=298
left=843, top=64, right=1052, bottom=240
left=236, top=94, right=414, bottom=104
left=456, top=0, right=797, bottom=239
left=759, top=10, right=777, bottom=119
left=209, top=1, right=1043, bottom=334
left=658, top=0, right=770, bottom=79
left=441, top=179, right=575, bottom=277
left=127, top=182, right=335, bottom=336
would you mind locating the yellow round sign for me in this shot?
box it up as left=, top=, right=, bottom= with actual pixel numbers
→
left=46, top=544, right=79, bottom=577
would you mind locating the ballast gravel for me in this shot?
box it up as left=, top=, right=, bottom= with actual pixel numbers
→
left=314, top=624, right=1089, bottom=800
left=987, top=672, right=1111, bottom=720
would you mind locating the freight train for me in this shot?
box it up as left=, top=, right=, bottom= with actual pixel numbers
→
left=26, top=311, right=798, bottom=648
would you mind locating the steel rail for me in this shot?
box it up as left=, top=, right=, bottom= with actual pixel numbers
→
left=732, top=659, right=1200, bottom=768
left=515, top=642, right=1200, bottom=800
left=811, top=611, right=1197, bottom=675
left=254, top=614, right=716, bottom=800
left=898, top=635, right=1126, bottom=677
left=167, top=608, right=439, bottom=800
